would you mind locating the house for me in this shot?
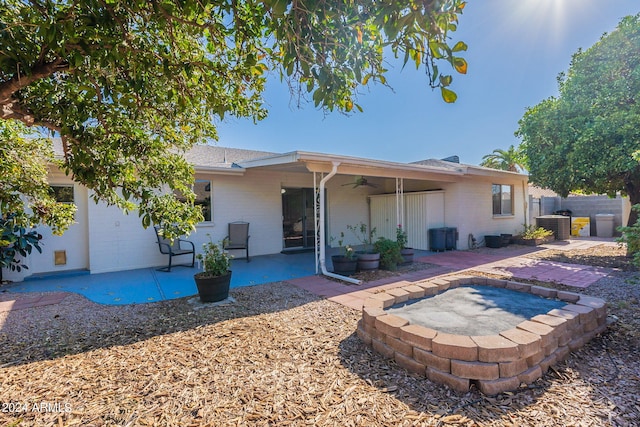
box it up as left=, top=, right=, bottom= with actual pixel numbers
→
left=5, top=145, right=529, bottom=281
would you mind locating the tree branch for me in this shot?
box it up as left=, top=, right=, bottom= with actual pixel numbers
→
left=0, top=58, right=68, bottom=103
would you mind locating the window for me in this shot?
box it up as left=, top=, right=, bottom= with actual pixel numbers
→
left=174, top=179, right=212, bottom=222
left=492, top=184, right=513, bottom=216
left=50, top=185, right=74, bottom=203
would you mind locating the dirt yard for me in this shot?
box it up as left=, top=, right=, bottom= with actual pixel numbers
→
left=0, top=244, right=638, bottom=426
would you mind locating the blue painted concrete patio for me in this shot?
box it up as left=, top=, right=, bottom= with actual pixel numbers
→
left=5, top=251, right=317, bottom=305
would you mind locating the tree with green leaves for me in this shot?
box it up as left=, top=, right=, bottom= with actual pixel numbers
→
left=480, top=145, right=526, bottom=173
left=0, top=120, right=76, bottom=232
left=517, top=14, right=640, bottom=225
left=0, top=120, right=75, bottom=280
left=1, top=0, right=468, bottom=239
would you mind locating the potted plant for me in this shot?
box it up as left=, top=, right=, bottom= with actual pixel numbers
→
left=330, top=232, right=358, bottom=275
left=347, top=222, right=380, bottom=270
left=513, top=225, right=555, bottom=246
left=374, top=237, right=404, bottom=271
left=194, top=235, right=232, bottom=302
left=396, top=224, right=414, bottom=264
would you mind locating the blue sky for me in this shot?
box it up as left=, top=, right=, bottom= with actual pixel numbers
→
left=215, top=0, right=639, bottom=166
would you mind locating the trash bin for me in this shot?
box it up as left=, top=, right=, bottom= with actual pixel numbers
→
left=445, top=227, right=458, bottom=250
left=595, top=214, right=615, bottom=237
left=429, top=228, right=447, bottom=251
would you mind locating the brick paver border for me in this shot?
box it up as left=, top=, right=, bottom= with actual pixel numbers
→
left=357, top=275, right=607, bottom=395
left=0, top=293, right=67, bottom=313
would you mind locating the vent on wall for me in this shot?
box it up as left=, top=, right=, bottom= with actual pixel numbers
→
left=54, top=250, right=67, bottom=266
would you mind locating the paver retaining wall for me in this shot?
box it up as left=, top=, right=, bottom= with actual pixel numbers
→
left=357, top=275, right=607, bottom=395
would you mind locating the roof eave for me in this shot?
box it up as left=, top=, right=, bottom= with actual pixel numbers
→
left=239, top=150, right=467, bottom=177
left=193, top=165, right=246, bottom=175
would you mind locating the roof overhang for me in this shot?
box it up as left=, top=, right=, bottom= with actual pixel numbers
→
left=237, top=151, right=473, bottom=182
left=193, top=165, right=247, bottom=175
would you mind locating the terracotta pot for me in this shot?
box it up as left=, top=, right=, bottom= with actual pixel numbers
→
left=400, top=248, right=414, bottom=265
left=356, top=252, right=380, bottom=271
left=194, top=271, right=232, bottom=302
left=331, top=255, right=357, bottom=275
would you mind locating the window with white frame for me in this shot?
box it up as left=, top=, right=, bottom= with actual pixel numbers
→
left=174, top=179, right=212, bottom=222
left=492, top=184, right=513, bottom=216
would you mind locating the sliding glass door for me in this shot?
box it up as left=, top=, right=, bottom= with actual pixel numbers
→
left=282, top=188, right=316, bottom=249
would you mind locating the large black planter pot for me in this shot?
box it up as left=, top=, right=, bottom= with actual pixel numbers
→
left=400, top=248, right=415, bottom=265
left=331, top=255, right=358, bottom=275
left=485, top=235, right=503, bottom=249
left=356, top=252, right=380, bottom=271
left=194, top=271, right=232, bottom=302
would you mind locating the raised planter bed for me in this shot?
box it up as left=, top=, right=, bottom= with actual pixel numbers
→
left=512, top=235, right=555, bottom=246
left=357, top=275, right=606, bottom=395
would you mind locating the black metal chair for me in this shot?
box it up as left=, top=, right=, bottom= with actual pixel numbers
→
left=224, top=221, right=250, bottom=262
left=153, top=226, right=195, bottom=272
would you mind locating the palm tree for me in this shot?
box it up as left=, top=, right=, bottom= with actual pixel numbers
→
left=480, top=145, right=527, bottom=172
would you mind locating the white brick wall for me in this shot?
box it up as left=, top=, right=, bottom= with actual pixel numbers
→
left=441, top=177, right=527, bottom=249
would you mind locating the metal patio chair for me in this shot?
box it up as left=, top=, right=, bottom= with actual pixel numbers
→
left=224, top=221, right=250, bottom=262
left=153, top=226, right=195, bottom=272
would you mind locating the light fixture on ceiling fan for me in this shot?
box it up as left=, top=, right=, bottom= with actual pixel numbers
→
left=342, top=176, right=378, bottom=188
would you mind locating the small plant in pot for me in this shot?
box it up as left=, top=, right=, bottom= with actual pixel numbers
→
left=194, top=235, right=232, bottom=302
left=330, top=232, right=357, bottom=275
left=347, top=222, right=380, bottom=270
left=396, top=224, right=414, bottom=265
left=374, top=237, right=403, bottom=271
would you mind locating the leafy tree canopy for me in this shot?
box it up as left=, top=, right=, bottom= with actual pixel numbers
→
left=0, top=120, right=76, bottom=233
left=0, top=0, right=468, bottom=238
left=517, top=14, right=640, bottom=223
left=480, top=145, right=526, bottom=173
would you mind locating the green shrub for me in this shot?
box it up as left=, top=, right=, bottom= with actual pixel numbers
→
left=196, top=235, right=231, bottom=277
left=617, top=204, right=640, bottom=266
left=1, top=214, right=43, bottom=282
left=396, top=225, right=408, bottom=250
left=520, top=225, right=553, bottom=240
left=347, top=222, right=377, bottom=253
left=374, top=237, right=403, bottom=271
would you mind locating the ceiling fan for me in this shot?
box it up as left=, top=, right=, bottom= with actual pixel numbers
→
left=342, top=176, right=378, bottom=188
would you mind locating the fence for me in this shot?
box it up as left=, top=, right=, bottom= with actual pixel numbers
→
left=528, top=194, right=631, bottom=237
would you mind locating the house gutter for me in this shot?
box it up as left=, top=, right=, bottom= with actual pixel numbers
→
left=319, top=162, right=361, bottom=285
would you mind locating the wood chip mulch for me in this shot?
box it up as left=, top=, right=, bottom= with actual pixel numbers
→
left=0, top=244, right=638, bottom=426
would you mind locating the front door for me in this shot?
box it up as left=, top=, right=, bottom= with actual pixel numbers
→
left=282, top=188, right=315, bottom=249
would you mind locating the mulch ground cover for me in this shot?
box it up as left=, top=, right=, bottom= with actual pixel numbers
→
left=0, top=244, right=638, bottom=426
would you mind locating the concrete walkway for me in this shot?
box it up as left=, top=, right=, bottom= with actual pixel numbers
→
left=287, top=266, right=454, bottom=310
left=287, top=239, right=619, bottom=310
